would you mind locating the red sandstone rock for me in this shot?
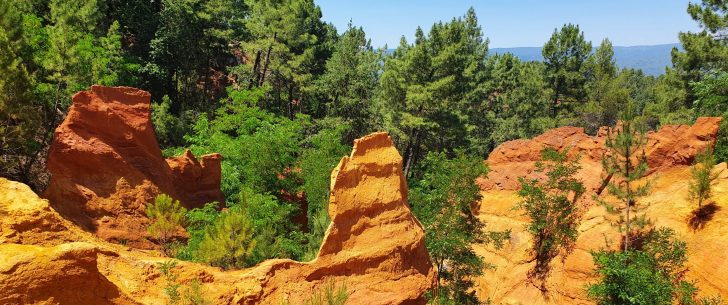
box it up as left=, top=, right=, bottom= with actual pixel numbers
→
left=480, top=117, right=722, bottom=192
left=43, top=86, right=224, bottom=247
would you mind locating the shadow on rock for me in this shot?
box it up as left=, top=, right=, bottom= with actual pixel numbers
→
left=689, top=202, right=721, bottom=231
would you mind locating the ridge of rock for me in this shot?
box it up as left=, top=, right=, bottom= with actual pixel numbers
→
left=480, top=117, right=722, bottom=192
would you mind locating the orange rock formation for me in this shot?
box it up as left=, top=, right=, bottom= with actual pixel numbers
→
left=475, top=117, right=728, bottom=304
left=43, top=86, right=224, bottom=247
left=0, top=132, right=435, bottom=305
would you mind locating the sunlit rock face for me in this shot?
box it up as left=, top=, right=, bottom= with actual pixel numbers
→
left=475, top=117, right=728, bottom=305
left=43, top=85, right=223, bottom=247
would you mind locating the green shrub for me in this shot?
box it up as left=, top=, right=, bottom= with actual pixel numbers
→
left=303, top=280, right=348, bottom=305
left=147, top=194, right=187, bottom=254
left=588, top=228, right=723, bottom=305
left=518, top=148, right=585, bottom=284
left=689, top=148, right=719, bottom=208
left=196, top=206, right=256, bottom=269
left=156, top=260, right=210, bottom=305
left=298, top=118, right=351, bottom=260
left=410, top=151, right=509, bottom=304
left=158, top=260, right=181, bottom=304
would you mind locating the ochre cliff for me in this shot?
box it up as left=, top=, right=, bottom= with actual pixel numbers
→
left=0, top=132, right=434, bottom=305
left=43, top=86, right=224, bottom=247
left=474, top=118, right=728, bottom=304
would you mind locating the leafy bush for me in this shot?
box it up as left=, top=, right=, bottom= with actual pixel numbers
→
left=180, top=189, right=305, bottom=269
left=588, top=228, right=723, bottom=305
left=690, top=72, right=728, bottom=164
left=689, top=148, right=719, bottom=208
left=195, top=205, right=257, bottom=269
left=180, top=87, right=304, bottom=199
left=146, top=194, right=187, bottom=254
left=518, top=148, right=585, bottom=284
left=158, top=260, right=181, bottom=304
left=298, top=118, right=351, bottom=260
left=410, top=151, right=509, bottom=304
left=151, top=95, right=191, bottom=148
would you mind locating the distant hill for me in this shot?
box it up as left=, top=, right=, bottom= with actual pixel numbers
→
left=491, top=43, right=681, bottom=76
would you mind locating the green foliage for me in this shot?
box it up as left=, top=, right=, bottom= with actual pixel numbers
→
left=643, top=68, right=693, bottom=127
left=692, top=72, right=728, bottom=116
left=673, top=0, right=728, bottom=102
left=542, top=23, right=592, bottom=118
left=377, top=8, right=491, bottom=175
left=181, top=189, right=305, bottom=268
left=689, top=148, right=719, bottom=208
left=302, top=280, right=349, bottom=305
left=517, top=148, right=585, bottom=284
left=175, top=202, right=220, bottom=261
left=0, top=6, right=43, bottom=186
left=0, top=0, right=134, bottom=190
left=183, top=87, right=303, bottom=198
left=588, top=228, right=722, bottom=305
left=316, top=24, right=380, bottom=140
left=691, top=72, right=728, bottom=162
left=486, top=55, right=552, bottom=145
left=298, top=119, right=351, bottom=260
left=157, top=260, right=210, bottom=305
left=158, top=260, right=182, bottom=304
left=240, top=0, right=334, bottom=117
left=578, top=39, right=631, bottom=134
left=145, top=0, right=246, bottom=110
left=152, top=95, right=188, bottom=147
left=411, top=151, right=508, bottom=304
left=147, top=194, right=187, bottom=253
left=239, top=188, right=306, bottom=263
left=600, top=102, right=651, bottom=251
left=195, top=204, right=257, bottom=269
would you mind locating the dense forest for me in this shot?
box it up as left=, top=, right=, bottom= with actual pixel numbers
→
left=2, top=0, right=728, bottom=304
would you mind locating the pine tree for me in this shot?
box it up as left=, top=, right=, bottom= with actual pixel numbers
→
left=146, top=194, right=187, bottom=253
left=241, top=0, right=334, bottom=117
left=376, top=8, right=490, bottom=176
left=689, top=147, right=719, bottom=208
left=316, top=23, right=380, bottom=140
left=600, top=102, right=651, bottom=252
left=542, top=23, right=592, bottom=119
left=580, top=39, right=630, bottom=134
left=673, top=0, right=728, bottom=102
left=0, top=18, right=43, bottom=187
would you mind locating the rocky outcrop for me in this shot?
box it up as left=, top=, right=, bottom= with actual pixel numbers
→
left=232, top=132, right=436, bottom=305
left=474, top=118, right=728, bottom=304
left=43, top=86, right=224, bottom=247
left=0, top=132, right=435, bottom=305
left=480, top=117, right=722, bottom=192
left=0, top=242, right=138, bottom=305
left=0, top=179, right=88, bottom=246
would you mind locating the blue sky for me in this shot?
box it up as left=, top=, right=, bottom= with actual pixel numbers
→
left=316, top=1, right=701, bottom=48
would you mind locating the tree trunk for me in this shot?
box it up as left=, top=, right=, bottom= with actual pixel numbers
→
left=288, top=83, right=294, bottom=119
left=249, top=49, right=261, bottom=89
left=259, top=32, right=277, bottom=87
left=403, top=131, right=419, bottom=178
